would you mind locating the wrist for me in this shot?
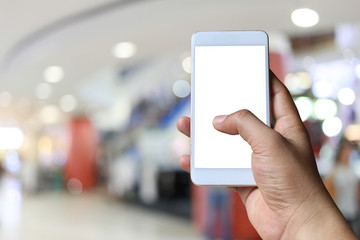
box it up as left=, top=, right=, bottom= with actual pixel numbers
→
left=283, top=186, right=357, bottom=240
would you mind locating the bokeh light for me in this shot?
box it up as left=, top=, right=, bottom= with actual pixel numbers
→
left=5, top=150, right=21, bottom=174
left=112, top=42, right=137, bottom=59
left=0, top=127, right=24, bottom=150
left=44, top=66, right=64, bottom=83
left=59, top=94, right=77, bottom=112
left=67, top=178, right=83, bottom=195
left=285, top=72, right=312, bottom=94
left=172, top=80, right=191, bottom=98
left=322, top=117, right=342, bottom=137
left=337, top=87, right=355, bottom=105
left=311, top=60, right=353, bottom=99
left=344, top=124, right=360, bottom=142
left=39, top=105, right=61, bottom=124
left=313, top=99, right=337, bottom=120
left=182, top=56, right=191, bottom=74
left=294, top=96, right=313, bottom=121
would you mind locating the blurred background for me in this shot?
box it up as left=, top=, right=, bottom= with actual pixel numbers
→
left=1, top=0, right=360, bottom=239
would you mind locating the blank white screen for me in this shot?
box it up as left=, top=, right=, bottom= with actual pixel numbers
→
left=194, top=46, right=266, bottom=168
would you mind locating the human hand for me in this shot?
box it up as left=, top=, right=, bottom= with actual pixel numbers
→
left=177, top=71, right=357, bottom=239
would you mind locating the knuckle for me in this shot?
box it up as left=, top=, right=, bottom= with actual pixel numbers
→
left=235, top=109, right=252, bottom=120
left=229, top=109, right=253, bottom=135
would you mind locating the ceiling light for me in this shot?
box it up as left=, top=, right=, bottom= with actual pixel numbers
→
left=59, top=95, right=77, bottom=112
left=291, top=8, right=319, bottom=28
left=112, top=42, right=137, bottom=59
left=35, top=83, right=53, bottom=100
left=44, top=66, right=64, bottom=83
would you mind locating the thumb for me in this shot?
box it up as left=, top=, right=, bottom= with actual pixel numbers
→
left=213, top=109, right=275, bottom=151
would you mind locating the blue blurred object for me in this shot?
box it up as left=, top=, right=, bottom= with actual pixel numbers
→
left=159, top=95, right=190, bottom=127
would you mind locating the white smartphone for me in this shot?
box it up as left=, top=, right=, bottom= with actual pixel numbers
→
left=191, top=31, right=270, bottom=186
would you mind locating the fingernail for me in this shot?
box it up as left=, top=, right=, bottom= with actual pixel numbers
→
left=213, top=115, right=227, bottom=124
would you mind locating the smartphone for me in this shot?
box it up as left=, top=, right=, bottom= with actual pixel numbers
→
left=191, top=31, right=270, bottom=186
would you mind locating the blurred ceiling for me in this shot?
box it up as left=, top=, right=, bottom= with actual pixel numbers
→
left=0, top=0, right=360, bottom=115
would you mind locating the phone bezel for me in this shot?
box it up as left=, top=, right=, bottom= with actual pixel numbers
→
left=190, top=31, right=270, bottom=186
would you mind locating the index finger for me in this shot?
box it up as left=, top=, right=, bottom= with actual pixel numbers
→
left=177, top=116, right=190, bottom=137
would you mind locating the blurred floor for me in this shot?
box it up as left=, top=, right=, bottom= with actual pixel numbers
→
left=0, top=177, right=201, bottom=240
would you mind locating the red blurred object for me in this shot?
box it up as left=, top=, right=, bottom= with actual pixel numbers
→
left=64, top=117, right=98, bottom=190
left=192, top=185, right=261, bottom=239
left=192, top=184, right=208, bottom=232
left=270, top=52, right=286, bottom=82
left=231, top=193, right=261, bottom=239
left=304, top=120, right=327, bottom=159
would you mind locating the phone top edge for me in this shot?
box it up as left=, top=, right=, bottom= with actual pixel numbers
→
left=192, top=30, right=268, bottom=34
left=192, top=31, right=269, bottom=47
left=191, top=30, right=269, bottom=36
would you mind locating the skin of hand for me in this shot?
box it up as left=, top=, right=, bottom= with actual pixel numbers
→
left=176, top=72, right=357, bottom=240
